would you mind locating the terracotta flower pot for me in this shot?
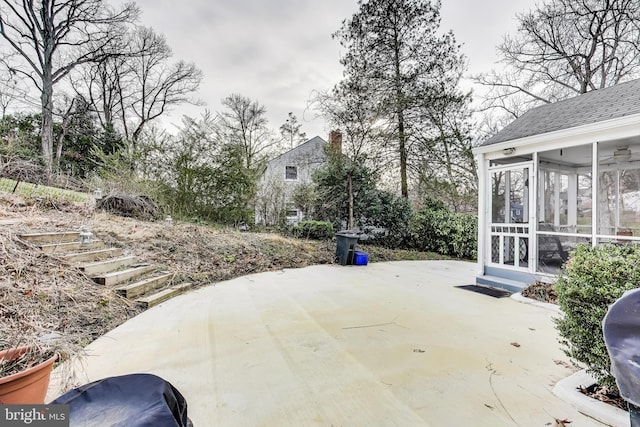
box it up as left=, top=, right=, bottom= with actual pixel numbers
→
left=0, top=346, right=57, bottom=404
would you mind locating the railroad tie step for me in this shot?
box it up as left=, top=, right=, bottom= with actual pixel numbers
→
left=80, top=256, right=137, bottom=276
left=61, top=248, right=124, bottom=263
left=18, top=231, right=80, bottom=244
left=135, top=283, right=193, bottom=309
left=92, top=264, right=155, bottom=286
left=39, top=240, right=105, bottom=254
left=114, top=273, right=173, bottom=299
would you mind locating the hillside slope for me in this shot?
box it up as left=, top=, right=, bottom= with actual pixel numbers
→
left=0, top=191, right=445, bottom=361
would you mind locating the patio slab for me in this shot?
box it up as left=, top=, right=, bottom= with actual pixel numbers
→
left=49, top=260, right=606, bottom=426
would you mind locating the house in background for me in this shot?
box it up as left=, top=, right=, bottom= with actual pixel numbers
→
left=255, top=131, right=342, bottom=225
left=473, top=78, right=640, bottom=292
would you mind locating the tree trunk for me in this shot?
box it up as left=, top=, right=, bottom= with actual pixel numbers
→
left=348, top=172, right=354, bottom=229
left=393, top=26, right=409, bottom=199
left=398, top=111, right=408, bottom=198
left=41, top=14, right=55, bottom=178
left=55, top=134, right=64, bottom=171
left=41, top=80, right=54, bottom=177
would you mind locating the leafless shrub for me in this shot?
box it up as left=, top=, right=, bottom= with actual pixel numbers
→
left=96, top=191, right=161, bottom=221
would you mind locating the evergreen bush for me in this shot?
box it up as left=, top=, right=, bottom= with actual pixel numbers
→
left=292, top=220, right=334, bottom=240
left=555, top=243, right=640, bottom=388
left=409, top=199, right=477, bottom=259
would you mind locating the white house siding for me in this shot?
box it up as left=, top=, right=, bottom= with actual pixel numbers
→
left=255, top=136, right=328, bottom=225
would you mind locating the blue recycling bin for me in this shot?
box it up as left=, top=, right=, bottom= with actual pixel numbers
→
left=354, top=250, right=368, bottom=266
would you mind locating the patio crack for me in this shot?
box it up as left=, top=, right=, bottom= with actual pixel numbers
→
left=341, top=315, right=408, bottom=330
left=486, top=361, right=520, bottom=426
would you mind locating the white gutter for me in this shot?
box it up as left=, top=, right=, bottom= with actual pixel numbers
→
left=473, top=113, right=640, bottom=157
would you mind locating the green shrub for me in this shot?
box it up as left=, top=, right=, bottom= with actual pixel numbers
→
left=360, top=190, right=412, bottom=249
left=450, top=213, right=478, bottom=259
left=292, top=220, right=334, bottom=240
left=409, top=201, right=477, bottom=259
left=555, top=244, right=640, bottom=389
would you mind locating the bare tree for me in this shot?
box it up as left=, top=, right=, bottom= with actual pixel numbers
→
left=76, top=52, right=129, bottom=133
left=219, top=94, right=277, bottom=172
left=73, top=26, right=202, bottom=147
left=0, top=0, right=139, bottom=174
left=279, top=112, right=307, bottom=149
left=0, top=64, right=29, bottom=117
left=475, top=0, right=640, bottom=119
left=126, top=27, right=202, bottom=145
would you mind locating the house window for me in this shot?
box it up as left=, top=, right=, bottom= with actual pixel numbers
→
left=286, top=203, right=299, bottom=222
left=285, top=166, right=298, bottom=180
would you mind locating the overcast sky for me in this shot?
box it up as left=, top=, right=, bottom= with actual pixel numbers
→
left=132, top=0, right=536, bottom=139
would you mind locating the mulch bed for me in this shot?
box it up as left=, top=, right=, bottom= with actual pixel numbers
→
left=521, top=280, right=557, bottom=304
left=580, top=383, right=627, bottom=410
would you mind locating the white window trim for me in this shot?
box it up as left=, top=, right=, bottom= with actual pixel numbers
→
left=285, top=165, right=298, bottom=181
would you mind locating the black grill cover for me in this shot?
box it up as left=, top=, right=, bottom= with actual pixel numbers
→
left=603, top=288, right=640, bottom=406
left=52, top=373, right=190, bottom=427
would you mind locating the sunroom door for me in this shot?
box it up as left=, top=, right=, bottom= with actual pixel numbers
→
left=489, top=163, right=533, bottom=271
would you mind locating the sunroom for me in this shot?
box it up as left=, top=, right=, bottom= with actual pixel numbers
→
left=473, top=79, right=640, bottom=291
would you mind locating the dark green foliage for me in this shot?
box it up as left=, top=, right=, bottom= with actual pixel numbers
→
left=0, top=113, right=41, bottom=161
left=56, top=97, right=114, bottom=177
left=359, top=190, right=412, bottom=249
left=164, top=137, right=256, bottom=225
left=0, top=106, right=125, bottom=179
left=312, top=153, right=410, bottom=246
left=555, top=244, right=640, bottom=389
left=312, top=154, right=474, bottom=254
left=409, top=198, right=477, bottom=259
left=292, top=221, right=334, bottom=240
left=312, top=150, right=378, bottom=231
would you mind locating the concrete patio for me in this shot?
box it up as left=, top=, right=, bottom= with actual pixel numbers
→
left=48, top=260, right=606, bottom=426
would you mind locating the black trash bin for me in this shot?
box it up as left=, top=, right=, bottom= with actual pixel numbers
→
left=335, top=231, right=358, bottom=265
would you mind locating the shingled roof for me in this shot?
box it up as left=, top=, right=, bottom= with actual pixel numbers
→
left=482, top=78, right=640, bottom=146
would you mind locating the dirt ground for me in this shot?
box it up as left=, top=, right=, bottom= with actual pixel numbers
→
left=0, top=191, right=445, bottom=364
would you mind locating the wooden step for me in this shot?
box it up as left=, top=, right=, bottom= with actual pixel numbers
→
left=115, top=273, right=172, bottom=299
left=60, top=248, right=124, bottom=263
left=19, top=231, right=80, bottom=244
left=80, top=256, right=137, bottom=276
left=93, top=264, right=155, bottom=286
left=135, top=283, right=193, bottom=309
left=39, top=240, right=105, bottom=254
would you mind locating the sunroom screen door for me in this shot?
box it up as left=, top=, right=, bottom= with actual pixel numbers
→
left=489, top=163, right=533, bottom=270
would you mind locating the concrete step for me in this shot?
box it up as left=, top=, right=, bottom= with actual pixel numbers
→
left=80, top=256, right=137, bottom=276
left=135, top=282, right=193, bottom=309
left=476, top=275, right=528, bottom=293
left=115, top=273, right=172, bottom=299
left=40, top=240, right=105, bottom=254
left=19, top=231, right=80, bottom=244
left=93, top=264, right=155, bottom=286
left=60, top=248, right=124, bottom=263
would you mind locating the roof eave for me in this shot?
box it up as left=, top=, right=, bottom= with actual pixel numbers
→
left=473, top=113, right=640, bottom=157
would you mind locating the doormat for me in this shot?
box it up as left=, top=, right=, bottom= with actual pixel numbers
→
left=455, top=284, right=512, bottom=298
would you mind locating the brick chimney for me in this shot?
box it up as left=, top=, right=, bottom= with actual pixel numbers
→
left=329, top=130, right=342, bottom=154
